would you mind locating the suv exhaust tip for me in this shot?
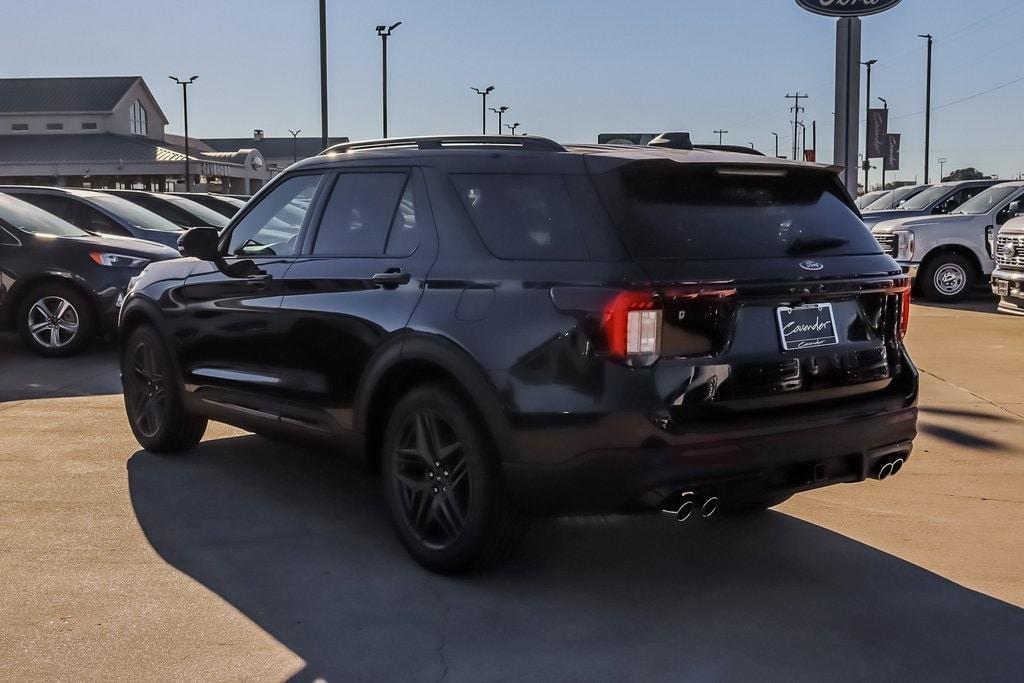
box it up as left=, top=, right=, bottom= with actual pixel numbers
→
left=701, top=496, right=719, bottom=518
left=662, top=492, right=719, bottom=522
left=874, top=455, right=907, bottom=481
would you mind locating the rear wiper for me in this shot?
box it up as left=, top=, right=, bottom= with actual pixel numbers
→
left=786, top=236, right=849, bottom=255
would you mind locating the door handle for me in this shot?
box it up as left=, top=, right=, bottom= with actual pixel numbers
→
left=371, top=269, right=411, bottom=286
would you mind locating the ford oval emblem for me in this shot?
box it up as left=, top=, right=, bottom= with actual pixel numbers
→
left=795, top=0, right=902, bottom=18
left=800, top=260, right=824, bottom=271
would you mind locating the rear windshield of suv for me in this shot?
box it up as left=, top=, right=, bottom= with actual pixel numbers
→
left=590, top=161, right=880, bottom=260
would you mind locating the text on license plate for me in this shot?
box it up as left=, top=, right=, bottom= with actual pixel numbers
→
left=776, top=303, right=839, bottom=351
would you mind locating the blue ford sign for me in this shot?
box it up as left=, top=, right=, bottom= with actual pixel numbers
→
left=795, top=0, right=902, bottom=17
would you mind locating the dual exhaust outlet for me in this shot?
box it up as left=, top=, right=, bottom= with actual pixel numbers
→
left=874, top=455, right=906, bottom=481
left=662, top=491, right=719, bottom=522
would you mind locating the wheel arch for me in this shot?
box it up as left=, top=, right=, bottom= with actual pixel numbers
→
left=355, top=333, right=515, bottom=472
left=919, top=243, right=983, bottom=277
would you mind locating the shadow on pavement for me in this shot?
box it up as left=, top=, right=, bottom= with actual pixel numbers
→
left=127, top=435, right=1024, bottom=682
left=0, top=333, right=120, bottom=404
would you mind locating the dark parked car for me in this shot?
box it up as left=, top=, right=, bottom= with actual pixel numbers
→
left=0, top=186, right=184, bottom=248
left=102, top=189, right=230, bottom=230
left=168, top=192, right=247, bottom=218
left=118, top=136, right=918, bottom=572
left=0, top=192, right=177, bottom=356
left=860, top=179, right=1004, bottom=227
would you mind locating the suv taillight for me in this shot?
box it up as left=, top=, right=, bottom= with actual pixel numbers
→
left=899, top=287, right=911, bottom=339
left=603, top=291, right=662, bottom=364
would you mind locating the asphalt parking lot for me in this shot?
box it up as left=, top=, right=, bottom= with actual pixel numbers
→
left=1, top=298, right=1022, bottom=682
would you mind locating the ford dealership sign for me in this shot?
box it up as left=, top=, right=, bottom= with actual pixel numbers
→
left=795, top=0, right=902, bottom=17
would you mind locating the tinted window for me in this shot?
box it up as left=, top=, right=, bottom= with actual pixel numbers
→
left=385, top=179, right=420, bottom=257
left=952, top=185, right=1021, bottom=215
left=592, top=162, right=880, bottom=260
left=14, top=193, right=78, bottom=222
left=0, top=194, right=89, bottom=237
left=900, top=185, right=954, bottom=211
left=314, top=173, right=407, bottom=255
left=76, top=203, right=127, bottom=236
left=453, top=174, right=591, bottom=260
left=228, top=174, right=324, bottom=256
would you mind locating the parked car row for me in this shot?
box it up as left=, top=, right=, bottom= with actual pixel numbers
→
left=860, top=179, right=1024, bottom=302
left=0, top=187, right=247, bottom=355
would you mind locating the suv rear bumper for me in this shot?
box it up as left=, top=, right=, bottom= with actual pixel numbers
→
left=504, top=405, right=917, bottom=513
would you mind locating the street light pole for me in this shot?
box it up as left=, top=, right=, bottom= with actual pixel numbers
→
left=861, top=59, right=877, bottom=192
left=471, top=86, right=494, bottom=134
left=713, top=129, right=728, bottom=145
left=490, top=106, right=508, bottom=134
left=506, top=122, right=520, bottom=135
left=288, top=129, right=302, bottom=164
left=919, top=34, right=933, bottom=183
left=169, top=75, right=197, bottom=192
left=319, top=0, right=328, bottom=151
left=877, top=96, right=888, bottom=188
left=938, top=157, right=948, bottom=180
left=375, top=22, right=402, bottom=138
left=771, top=132, right=779, bottom=157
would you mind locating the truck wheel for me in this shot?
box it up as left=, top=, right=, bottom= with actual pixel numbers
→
left=918, top=253, right=974, bottom=301
left=381, top=383, right=527, bottom=573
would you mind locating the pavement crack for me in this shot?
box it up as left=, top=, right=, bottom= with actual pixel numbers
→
left=917, top=366, right=1024, bottom=422
left=428, top=582, right=451, bottom=683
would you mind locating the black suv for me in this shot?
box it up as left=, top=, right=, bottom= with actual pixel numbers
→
left=119, top=136, right=918, bottom=572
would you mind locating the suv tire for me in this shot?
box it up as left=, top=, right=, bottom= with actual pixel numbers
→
left=18, top=283, right=94, bottom=357
left=918, top=252, right=975, bottom=301
left=381, top=383, right=527, bottom=574
left=122, top=325, right=207, bottom=452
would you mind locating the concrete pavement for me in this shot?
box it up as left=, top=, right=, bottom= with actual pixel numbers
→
left=0, top=300, right=1022, bottom=681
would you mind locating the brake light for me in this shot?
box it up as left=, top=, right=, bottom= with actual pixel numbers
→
left=899, top=286, right=911, bottom=339
left=603, top=291, right=662, bottom=362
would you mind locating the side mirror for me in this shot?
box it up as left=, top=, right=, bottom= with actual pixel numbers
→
left=177, top=226, right=220, bottom=260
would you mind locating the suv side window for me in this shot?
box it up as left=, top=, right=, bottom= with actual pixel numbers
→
left=313, top=172, right=408, bottom=256
left=228, top=174, right=324, bottom=256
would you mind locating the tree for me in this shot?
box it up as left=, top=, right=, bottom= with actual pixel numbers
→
left=942, top=167, right=989, bottom=181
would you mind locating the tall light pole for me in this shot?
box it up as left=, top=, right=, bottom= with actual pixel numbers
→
left=919, top=34, right=933, bottom=183
left=375, top=21, right=401, bottom=138
left=169, top=75, right=197, bottom=191
left=748, top=141, right=755, bottom=149
left=319, top=0, right=328, bottom=151
left=714, top=129, right=728, bottom=145
left=506, top=122, right=520, bottom=135
left=471, top=86, right=494, bottom=134
left=786, top=92, right=807, bottom=160
left=877, top=97, right=888, bottom=188
left=490, top=105, right=508, bottom=134
left=861, top=59, right=877, bottom=191
left=771, top=132, right=779, bottom=158
left=288, top=129, right=302, bottom=164
left=938, top=157, right=948, bottom=180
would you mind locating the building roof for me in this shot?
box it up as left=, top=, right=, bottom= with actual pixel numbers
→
left=0, top=133, right=251, bottom=167
left=0, top=76, right=142, bottom=114
left=203, top=136, right=349, bottom=161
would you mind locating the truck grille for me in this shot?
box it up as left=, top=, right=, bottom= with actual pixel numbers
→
left=995, top=235, right=1024, bottom=269
left=875, top=233, right=898, bottom=258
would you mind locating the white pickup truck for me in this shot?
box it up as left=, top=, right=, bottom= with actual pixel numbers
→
left=870, top=181, right=1024, bottom=301
left=991, top=211, right=1024, bottom=315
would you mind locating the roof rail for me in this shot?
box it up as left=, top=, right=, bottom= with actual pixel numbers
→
left=321, top=135, right=566, bottom=155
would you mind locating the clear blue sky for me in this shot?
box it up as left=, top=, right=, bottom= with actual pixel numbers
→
left=4, top=0, right=1024, bottom=184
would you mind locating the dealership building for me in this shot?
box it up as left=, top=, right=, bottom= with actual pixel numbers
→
left=0, top=76, right=278, bottom=194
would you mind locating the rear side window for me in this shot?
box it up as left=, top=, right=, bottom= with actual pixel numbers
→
left=452, top=174, right=592, bottom=260
left=591, top=161, right=881, bottom=260
left=314, top=172, right=408, bottom=256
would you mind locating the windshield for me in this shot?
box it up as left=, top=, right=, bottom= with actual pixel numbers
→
left=952, top=185, right=1022, bottom=215
left=591, top=161, right=881, bottom=259
left=0, top=193, right=89, bottom=237
left=162, top=195, right=229, bottom=228
left=86, top=194, right=183, bottom=232
left=865, top=185, right=922, bottom=211
left=899, top=185, right=956, bottom=211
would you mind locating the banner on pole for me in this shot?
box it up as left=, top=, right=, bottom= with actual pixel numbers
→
left=867, top=108, right=889, bottom=158
left=883, top=133, right=901, bottom=171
